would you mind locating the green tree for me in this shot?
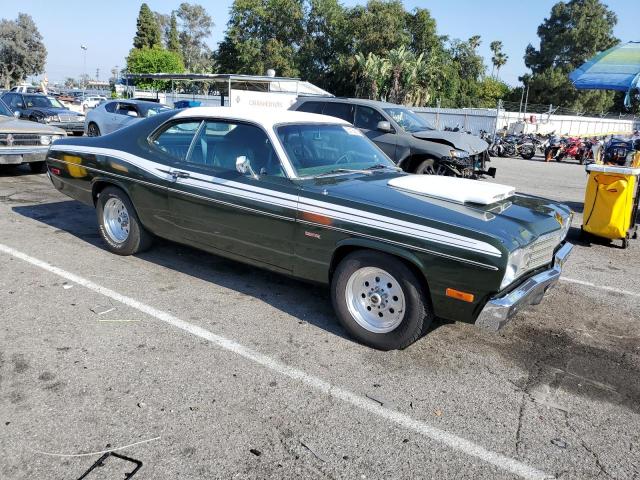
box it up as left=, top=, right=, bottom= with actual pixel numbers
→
left=298, top=0, right=349, bottom=93
left=406, top=8, right=440, bottom=56
left=176, top=2, right=214, bottom=72
left=0, top=13, right=47, bottom=89
left=216, top=0, right=305, bottom=77
left=133, top=3, right=162, bottom=49
left=524, top=0, right=619, bottom=112
left=477, top=77, right=510, bottom=107
left=448, top=36, right=485, bottom=106
left=354, top=51, right=390, bottom=99
left=347, top=0, right=410, bottom=58
left=126, top=47, right=185, bottom=90
left=167, top=12, right=180, bottom=53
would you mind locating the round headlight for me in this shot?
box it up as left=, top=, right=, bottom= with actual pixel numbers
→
left=39, top=135, right=52, bottom=146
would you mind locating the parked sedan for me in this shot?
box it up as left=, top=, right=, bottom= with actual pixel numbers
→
left=85, top=99, right=171, bottom=136
left=1, top=92, right=85, bottom=135
left=47, top=107, right=573, bottom=350
left=0, top=99, right=65, bottom=173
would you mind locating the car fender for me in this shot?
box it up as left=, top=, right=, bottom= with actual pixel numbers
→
left=331, top=237, right=432, bottom=295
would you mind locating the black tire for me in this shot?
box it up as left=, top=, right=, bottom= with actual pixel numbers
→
left=331, top=250, right=433, bottom=350
left=415, top=158, right=448, bottom=176
left=29, top=161, right=47, bottom=173
left=96, top=186, right=153, bottom=255
left=415, top=158, right=436, bottom=175
left=87, top=122, right=101, bottom=137
left=520, top=147, right=535, bottom=160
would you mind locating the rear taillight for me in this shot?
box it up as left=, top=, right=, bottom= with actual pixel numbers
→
left=50, top=167, right=61, bottom=175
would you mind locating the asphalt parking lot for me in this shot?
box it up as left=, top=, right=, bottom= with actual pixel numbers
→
left=1, top=156, right=639, bottom=480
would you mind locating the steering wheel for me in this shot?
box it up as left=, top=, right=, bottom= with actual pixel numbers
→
left=335, top=153, right=351, bottom=165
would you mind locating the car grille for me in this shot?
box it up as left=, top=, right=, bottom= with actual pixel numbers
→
left=0, top=133, right=41, bottom=146
left=525, top=231, right=562, bottom=271
left=58, top=114, right=79, bottom=122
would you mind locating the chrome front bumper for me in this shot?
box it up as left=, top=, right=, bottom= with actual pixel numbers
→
left=0, top=146, right=49, bottom=164
left=475, top=242, right=574, bottom=331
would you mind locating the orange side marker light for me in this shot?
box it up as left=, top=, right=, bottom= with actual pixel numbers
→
left=445, top=288, right=475, bottom=303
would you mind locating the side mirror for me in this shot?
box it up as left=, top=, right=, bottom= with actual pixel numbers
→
left=127, top=110, right=139, bottom=117
left=13, top=111, right=20, bottom=118
left=377, top=120, right=392, bottom=133
left=235, top=155, right=258, bottom=178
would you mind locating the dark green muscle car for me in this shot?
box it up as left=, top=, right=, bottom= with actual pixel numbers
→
left=46, top=107, right=573, bottom=350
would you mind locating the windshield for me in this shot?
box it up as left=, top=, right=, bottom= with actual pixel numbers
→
left=0, top=99, right=12, bottom=117
left=139, top=103, right=172, bottom=117
left=276, top=123, right=396, bottom=177
left=383, top=107, right=434, bottom=132
left=24, top=95, right=65, bottom=109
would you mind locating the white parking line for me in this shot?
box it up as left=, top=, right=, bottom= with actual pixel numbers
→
left=0, top=242, right=551, bottom=480
left=561, top=277, right=640, bottom=298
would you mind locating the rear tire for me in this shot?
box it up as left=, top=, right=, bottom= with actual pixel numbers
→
left=29, top=161, right=46, bottom=173
left=331, top=250, right=432, bottom=350
left=96, top=186, right=153, bottom=255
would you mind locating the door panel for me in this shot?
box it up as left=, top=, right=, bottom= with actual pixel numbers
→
left=164, top=119, right=299, bottom=271
left=354, top=106, right=397, bottom=161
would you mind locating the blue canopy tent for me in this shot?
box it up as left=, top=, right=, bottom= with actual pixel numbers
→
left=569, top=41, right=640, bottom=107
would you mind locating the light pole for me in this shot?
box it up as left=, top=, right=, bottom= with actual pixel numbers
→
left=80, top=44, right=87, bottom=99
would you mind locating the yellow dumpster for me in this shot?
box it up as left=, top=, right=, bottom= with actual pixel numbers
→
left=582, top=163, right=640, bottom=248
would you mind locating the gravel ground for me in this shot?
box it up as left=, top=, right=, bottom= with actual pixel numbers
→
left=0, top=156, right=638, bottom=480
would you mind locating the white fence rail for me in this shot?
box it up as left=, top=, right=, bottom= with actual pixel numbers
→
left=413, top=105, right=639, bottom=137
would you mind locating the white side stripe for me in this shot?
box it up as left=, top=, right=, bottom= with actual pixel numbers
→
left=49, top=145, right=502, bottom=257
left=0, top=242, right=549, bottom=480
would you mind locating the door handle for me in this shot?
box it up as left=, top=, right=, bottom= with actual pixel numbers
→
left=171, top=170, right=190, bottom=179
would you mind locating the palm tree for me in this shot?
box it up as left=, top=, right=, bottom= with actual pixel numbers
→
left=354, top=52, right=390, bottom=100
left=490, top=41, right=508, bottom=79
left=387, top=46, right=412, bottom=104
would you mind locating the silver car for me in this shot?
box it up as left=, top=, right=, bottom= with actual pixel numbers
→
left=84, top=99, right=171, bottom=136
left=0, top=99, right=65, bottom=173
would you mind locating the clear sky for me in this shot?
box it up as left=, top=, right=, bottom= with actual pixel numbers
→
left=4, top=0, right=637, bottom=86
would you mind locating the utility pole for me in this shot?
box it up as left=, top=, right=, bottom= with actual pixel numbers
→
left=81, top=44, right=88, bottom=98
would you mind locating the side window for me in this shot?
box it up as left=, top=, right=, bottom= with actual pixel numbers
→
left=116, top=103, right=139, bottom=117
left=5, top=94, right=21, bottom=109
left=104, top=102, right=117, bottom=113
left=355, top=106, right=386, bottom=131
left=186, top=120, right=283, bottom=177
left=322, top=102, right=354, bottom=123
left=296, top=101, right=323, bottom=114
left=152, top=121, right=202, bottom=161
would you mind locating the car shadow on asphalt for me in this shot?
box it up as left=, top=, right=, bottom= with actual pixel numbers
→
left=487, top=321, right=640, bottom=415
left=12, top=200, right=449, bottom=347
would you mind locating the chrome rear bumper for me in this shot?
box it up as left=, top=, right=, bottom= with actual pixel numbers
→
left=475, top=242, right=574, bottom=331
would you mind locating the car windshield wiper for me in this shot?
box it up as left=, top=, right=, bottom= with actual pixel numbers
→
left=314, top=168, right=373, bottom=177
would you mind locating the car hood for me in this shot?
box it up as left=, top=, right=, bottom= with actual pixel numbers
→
left=412, top=130, right=488, bottom=154
left=31, top=107, right=83, bottom=117
left=0, top=115, right=66, bottom=134
left=301, top=172, right=571, bottom=253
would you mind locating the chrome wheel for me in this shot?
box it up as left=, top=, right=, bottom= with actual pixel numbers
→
left=103, top=197, right=130, bottom=243
left=345, top=267, right=406, bottom=333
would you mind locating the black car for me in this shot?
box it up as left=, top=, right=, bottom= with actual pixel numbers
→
left=290, top=97, right=493, bottom=178
left=1, top=92, right=85, bottom=136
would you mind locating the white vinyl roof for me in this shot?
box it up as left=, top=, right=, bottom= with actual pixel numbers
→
left=172, top=107, right=349, bottom=128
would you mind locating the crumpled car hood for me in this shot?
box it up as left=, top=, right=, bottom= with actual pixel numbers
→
left=412, top=130, right=488, bottom=154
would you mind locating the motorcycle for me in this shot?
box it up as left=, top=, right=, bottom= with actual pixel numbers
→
left=544, top=135, right=565, bottom=162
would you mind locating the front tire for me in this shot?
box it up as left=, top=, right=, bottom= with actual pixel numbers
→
left=96, top=186, right=152, bottom=255
left=87, top=122, right=101, bottom=137
left=331, top=251, right=433, bottom=350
